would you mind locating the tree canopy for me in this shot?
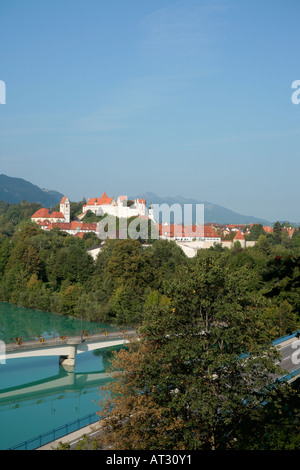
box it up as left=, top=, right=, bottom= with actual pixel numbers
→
left=96, top=251, right=298, bottom=450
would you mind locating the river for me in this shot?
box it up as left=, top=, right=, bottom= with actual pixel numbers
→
left=0, top=302, right=120, bottom=450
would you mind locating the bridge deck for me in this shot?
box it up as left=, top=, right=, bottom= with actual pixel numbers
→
left=5, top=329, right=136, bottom=353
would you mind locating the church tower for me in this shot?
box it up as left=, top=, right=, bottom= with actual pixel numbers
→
left=60, top=196, right=70, bottom=223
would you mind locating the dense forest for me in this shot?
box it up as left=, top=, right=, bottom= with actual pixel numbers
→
left=0, top=200, right=299, bottom=340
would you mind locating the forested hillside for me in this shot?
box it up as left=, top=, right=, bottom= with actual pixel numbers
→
left=0, top=200, right=299, bottom=337
left=0, top=174, right=64, bottom=206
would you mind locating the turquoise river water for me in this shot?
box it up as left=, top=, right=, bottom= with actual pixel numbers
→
left=0, top=302, right=120, bottom=450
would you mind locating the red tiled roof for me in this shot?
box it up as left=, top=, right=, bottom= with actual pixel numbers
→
left=51, top=211, right=65, bottom=219
left=228, top=224, right=246, bottom=229
left=204, top=226, right=221, bottom=238
left=37, top=220, right=50, bottom=226
left=86, top=198, right=100, bottom=206
left=234, top=230, right=245, bottom=240
left=46, top=222, right=97, bottom=232
left=282, top=227, right=295, bottom=237
left=86, top=192, right=113, bottom=206
left=32, top=208, right=51, bottom=219
left=74, top=232, right=84, bottom=238
left=159, top=224, right=220, bottom=239
left=80, top=223, right=97, bottom=230
left=60, top=196, right=68, bottom=204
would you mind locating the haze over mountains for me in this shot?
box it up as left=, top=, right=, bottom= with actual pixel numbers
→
left=0, top=174, right=272, bottom=225
left=131, top=192, right=271, bottom=225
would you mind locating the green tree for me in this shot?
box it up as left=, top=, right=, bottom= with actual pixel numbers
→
left=82, top=210, right=102, bottom=223
left=97, top=252, right=288, bottom=450
left=273, top=221, right=282, bottom=244
left=61, top=284, right=83, bottom=316
left=292, top=229, right=300, bottom=247
left=109, top=284, right=141, bottom=325
left=262, top=250, right=300, bottom=321
left=247, top=224, right=265, bottom=241
left=256, top=234, right=272, bottom=255
left=0, top=238, right=13, bottom=278
left=273, top=300, right=297, bottom=337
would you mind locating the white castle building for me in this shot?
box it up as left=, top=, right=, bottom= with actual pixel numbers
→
left=82, top=192, right=147, bottom=219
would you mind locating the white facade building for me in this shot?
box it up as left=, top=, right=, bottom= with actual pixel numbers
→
left=82, top=192, right=147, bottom=219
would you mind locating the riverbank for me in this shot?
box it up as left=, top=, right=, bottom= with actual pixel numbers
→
left=36, top=420, right=103, bottom=450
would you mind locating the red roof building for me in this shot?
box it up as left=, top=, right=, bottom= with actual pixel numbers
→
left=85, top=192, right=114, bottom=207
left=228, top=224, right=246, bottom=231
left=82, top=192, right=147, bottom=218
left=233, top=230, right=246, bottom=247
left=233, top=230, right=245, bottom=241
left=50, top=211, right=65, bottom=219
left=283, top=227, right=295, bottom=238
left=204, top=225, right=221, bottom=239
left=46, top=222, right=97, bottom=235
left=31, top=208, right=51, bottom=219
left=31, top=208, right=66, bottom=225
left=31, top=196, right=70, bottom=226
left=159, top=224, right=221, bottom=241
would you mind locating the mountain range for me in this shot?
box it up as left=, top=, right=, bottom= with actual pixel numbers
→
left=131, top=192, right=271, bottom=225
left=0, top=174, right=64, bottom=208
left=0, top=174, right=272, bottom=225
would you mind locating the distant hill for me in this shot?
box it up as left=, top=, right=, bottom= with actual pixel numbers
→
left=131, top=191, right=271, bottom=225
left=0, top=174, right=64, bottom=207
left=0, top=175, right=272, bottom=225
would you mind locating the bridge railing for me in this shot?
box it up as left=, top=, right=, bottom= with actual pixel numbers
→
left=272, top=330, right=300, bottom=346
left=279, top=366, right=300, bottom=383
left=5, top=328, right=136, bottom=352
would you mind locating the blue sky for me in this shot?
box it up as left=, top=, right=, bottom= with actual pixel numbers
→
left=1, top=0, right=300, bottom=222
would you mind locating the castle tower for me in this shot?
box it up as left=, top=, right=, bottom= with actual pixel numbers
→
left=233, top=230, right=246, bottom=248
left=60, top=196, right=70, bottom=223
left=148, top=204, right=156, bottom=222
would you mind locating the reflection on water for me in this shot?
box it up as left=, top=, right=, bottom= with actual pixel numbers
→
left=0, top=301, right=118, bottom=344
left=0, top=302, right=119, bottom=450
left=0, top=348, right=118, bottom=450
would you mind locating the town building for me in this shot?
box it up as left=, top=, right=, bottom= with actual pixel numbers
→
left=31, top=196, right=70, bottom=226
left=233, top=230, right=246, bottom=248
left=60, top=196, right=70, bottom=223
left=45, top=221, right=98, bottom=237
left=159, top=224, right=221, bottom=242
left=82, top=192, right=147, bottom=219
left=31, top=194, right=151, bottom=239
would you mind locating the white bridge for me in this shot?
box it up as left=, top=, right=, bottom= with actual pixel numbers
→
left=4, top=329, right=300, bottom=381
left=4, top=330, right=136, bottom=369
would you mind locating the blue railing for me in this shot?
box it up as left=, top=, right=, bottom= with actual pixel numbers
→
left=279, top=367, right=300, bottom=383
left=272, top=330, right=300, bottom=346
left=8, top=412, right=99, bottom=450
